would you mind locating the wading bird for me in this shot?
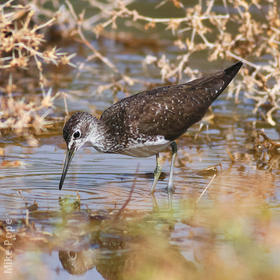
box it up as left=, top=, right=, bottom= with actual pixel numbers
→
left=59, top=61, right=242, bottom=192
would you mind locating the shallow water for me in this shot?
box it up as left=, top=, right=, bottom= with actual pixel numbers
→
left=1, top=96, right=280, bottom=279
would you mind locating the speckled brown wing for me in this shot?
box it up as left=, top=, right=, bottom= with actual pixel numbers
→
left=100, top=61, right=242, bottom=143
left=118, top=85, right=216, bottom=141
left=130, top=86, right=216, bottom=141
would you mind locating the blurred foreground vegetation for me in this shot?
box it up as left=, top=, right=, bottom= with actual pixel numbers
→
left=1, top=177, right=280, bottom=280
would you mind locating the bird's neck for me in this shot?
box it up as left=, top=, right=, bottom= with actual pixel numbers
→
left=88, top=119, right=116, bottom=153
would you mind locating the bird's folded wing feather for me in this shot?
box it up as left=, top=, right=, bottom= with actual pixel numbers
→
left=101, top=68, right=231, bottom=141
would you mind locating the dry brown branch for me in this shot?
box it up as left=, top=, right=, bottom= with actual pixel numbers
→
left=85, top=0, right=279, bottom=124
left=0, top=1, right=75, bottom=142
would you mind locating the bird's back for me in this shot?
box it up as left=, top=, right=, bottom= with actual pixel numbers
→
left=100, top=61, right=242, bottom=149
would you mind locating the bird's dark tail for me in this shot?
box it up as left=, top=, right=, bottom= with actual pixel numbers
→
left=184, top=61, right=243, bottom=102
left=221, top=61, right=243, bottom=91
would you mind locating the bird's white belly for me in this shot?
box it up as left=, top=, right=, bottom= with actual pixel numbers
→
left=120, top=139, right=171, bottom=157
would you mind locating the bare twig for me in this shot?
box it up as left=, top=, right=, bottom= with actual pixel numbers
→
left=114, top=164, right=139, bottom=218
left=196, top=173, right=217, bottom=203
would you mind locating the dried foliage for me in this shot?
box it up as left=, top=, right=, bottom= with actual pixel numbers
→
left=1, top=0, right=280, bottom=142
left=83, top=0, right=280, bottom=124
left=0, top=1, right=74, bottom=144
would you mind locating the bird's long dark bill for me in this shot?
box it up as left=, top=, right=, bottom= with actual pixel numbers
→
left=59, top=148, right=75, bottom=190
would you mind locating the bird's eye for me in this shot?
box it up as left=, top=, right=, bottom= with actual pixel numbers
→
left=73, top=130, right=81, bottom=139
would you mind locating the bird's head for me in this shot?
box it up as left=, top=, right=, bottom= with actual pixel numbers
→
left=59, top=112, right=98, bottom=190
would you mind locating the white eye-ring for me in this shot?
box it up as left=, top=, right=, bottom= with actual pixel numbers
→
left=73, top=130, right=81, bottom=139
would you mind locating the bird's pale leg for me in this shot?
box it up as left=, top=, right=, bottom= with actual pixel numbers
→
left=167, top=141, right=177, bottom=192
left=151, top=153, right=162, bottom=193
